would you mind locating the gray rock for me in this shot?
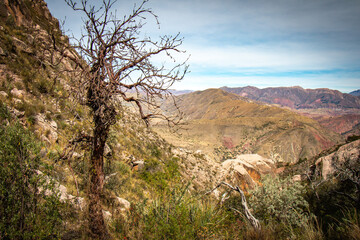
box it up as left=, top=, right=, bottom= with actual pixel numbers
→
left=292, top=175, right=302, bottom=182
left=116, top=197, right=131, bottom=211
left=12, top=37, right=32, bottom=54
left=35, top=114, right=58, bottom=143
left=104, top=143, right=112, bottom=157
left=315, top=139, right=360, bottom=179
left=0, top=91, right=8, bottom=98
left=10, top=108, right=25, bottom=117
left=102, top=210, right=112, bottom=221
left=13, top=98, right=22, bottom=105
left=10, top=88, right=25, bottom=98
left=49, top=120, right=57, bottom=129
left=72, top=152, right=83, bottom=159
left=132, top=160, right=145, bottom=171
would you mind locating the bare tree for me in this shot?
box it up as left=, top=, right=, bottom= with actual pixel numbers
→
left=54, top=0, right=188, bottom=238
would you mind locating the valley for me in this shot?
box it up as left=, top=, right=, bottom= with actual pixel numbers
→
left=0, top=0, right=359, bottom=239
left=156, top=88, right=344, bottom=163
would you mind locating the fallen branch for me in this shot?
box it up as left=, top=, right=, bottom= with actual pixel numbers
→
left=206, top=181, right=261, bottom=230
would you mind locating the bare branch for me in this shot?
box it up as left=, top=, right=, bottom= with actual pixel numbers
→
left=206, top=182, right=261, bottom=230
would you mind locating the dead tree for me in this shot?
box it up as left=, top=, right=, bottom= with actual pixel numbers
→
left=56, top=0, right=188, bottom=238
left=206, top=182, right=261, bottom=230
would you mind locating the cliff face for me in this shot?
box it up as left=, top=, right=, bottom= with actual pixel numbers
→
left=0, top=0, right=58, bottom=27
left=0, top=0, right=75, bottom=146
left=314, top=139, right=360, bottom=180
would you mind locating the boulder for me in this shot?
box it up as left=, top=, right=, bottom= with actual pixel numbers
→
left=49, top=120, right=57, bottom=129
left=292, top=174, right=302, bottom=182
left=315, top=140, right=360, bottom=179
left=132, top=160, right=145, bottom=171
left=13, top=98, right=22, bottom=105
left=0, top=91, right=8, bottom=98
left=10, top=108, right=25, bottom=118
left=10, top=88, right=25, bottom=98
left=72, top=152, right=83, bottom=159
left=219, top=154, right=275, bottom=189
left=102, top=210, right=112, bottom=221
left=12, top=37, right=32, bottom=54
left=116, top=197, right=131, bottom=211
left=35, top=170, right=85, bottom=210
left=35, top=114, right=58, bottom=143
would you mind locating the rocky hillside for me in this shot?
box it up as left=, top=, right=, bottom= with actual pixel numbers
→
left=350, top=89, right=360, bottom=97
left=0, top=0, right=225, bottom=235
left=157, top=88, right=343, bottom=163
left=312, top=139, right=360, bottom=180
left=221, top=86, right=360, bottom=136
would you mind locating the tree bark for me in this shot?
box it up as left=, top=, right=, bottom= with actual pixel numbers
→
left=88, top=122, right=110, bottom=239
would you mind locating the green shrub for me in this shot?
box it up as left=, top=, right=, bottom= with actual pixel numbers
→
left=113, top=183, right=226, bottom=239
left=0, top=109, right=63, bottom=239
left=249, top=175, right=311, bottom=228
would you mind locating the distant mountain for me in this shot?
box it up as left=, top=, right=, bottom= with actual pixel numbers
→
left=349, top=89, right=360, bottom=97
left=221, top=86, right=360, bottom=109
left=306, top=113, right=360, bottom=137
left=159, top=88, right=343, bottom=163
left=169, top=90, right=193, bottom=95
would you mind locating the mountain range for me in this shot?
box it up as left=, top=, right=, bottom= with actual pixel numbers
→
left=217, top=86, right=360, bottom=136
left=350, top=89, right=360, bottom=97
left=1, top=1, right=360, bottom=238
left=157, top=88, right=344, bottom=163
left=220, top=86, right=360, bottom=109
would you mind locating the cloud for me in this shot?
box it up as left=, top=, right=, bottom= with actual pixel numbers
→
left=46, top=0, right=360, bottom=91
left=185, top=43, right=359, bottom=72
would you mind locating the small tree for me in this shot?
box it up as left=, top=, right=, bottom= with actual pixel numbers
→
left=55, top=0, right=188, bottom=238
left=0, top=104, right=62, bottom=239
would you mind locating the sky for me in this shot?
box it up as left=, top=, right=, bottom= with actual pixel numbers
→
left=45, top=0, right=360, bottom=93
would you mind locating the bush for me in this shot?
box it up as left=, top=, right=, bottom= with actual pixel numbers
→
left=0, top=105, right=63, bottom=239
left=249, top=175, right=311, bottom=228
left=113, top=183, right=226, bottom=239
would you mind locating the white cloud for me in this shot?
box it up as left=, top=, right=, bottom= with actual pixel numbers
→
left=46, top=0, right=360, bottom=91
left=185, top=43, right=358, bottom=73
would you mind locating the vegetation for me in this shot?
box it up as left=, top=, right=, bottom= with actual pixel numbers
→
left=249, top=176, right=311, bottom=228
left=1, top=0, right=359, bottom=239
left=0, top=103, right=63, bottom=239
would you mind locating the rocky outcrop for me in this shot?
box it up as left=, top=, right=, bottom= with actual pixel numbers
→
left=314, top=139, right=360, bottom=179
left=34, top=114, right=58, bottom=144
left=1, top=0, right=58, bottom=27
left=36, top=170, right=85, bottom=210
left=219, top=154, right=275, bottom=189
left=174, top=146, right=275, bottom=192
left=172, top=147, right=220, bottom=190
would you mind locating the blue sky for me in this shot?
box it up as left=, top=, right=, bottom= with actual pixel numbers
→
left=45, top=0, right=360, bottom=93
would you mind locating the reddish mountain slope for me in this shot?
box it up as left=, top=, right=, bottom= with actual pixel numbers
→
left=221, top=86, right=360, bottom=109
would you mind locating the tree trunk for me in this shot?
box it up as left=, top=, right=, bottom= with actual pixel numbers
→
left=88, top=122, right=110, bottom=239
